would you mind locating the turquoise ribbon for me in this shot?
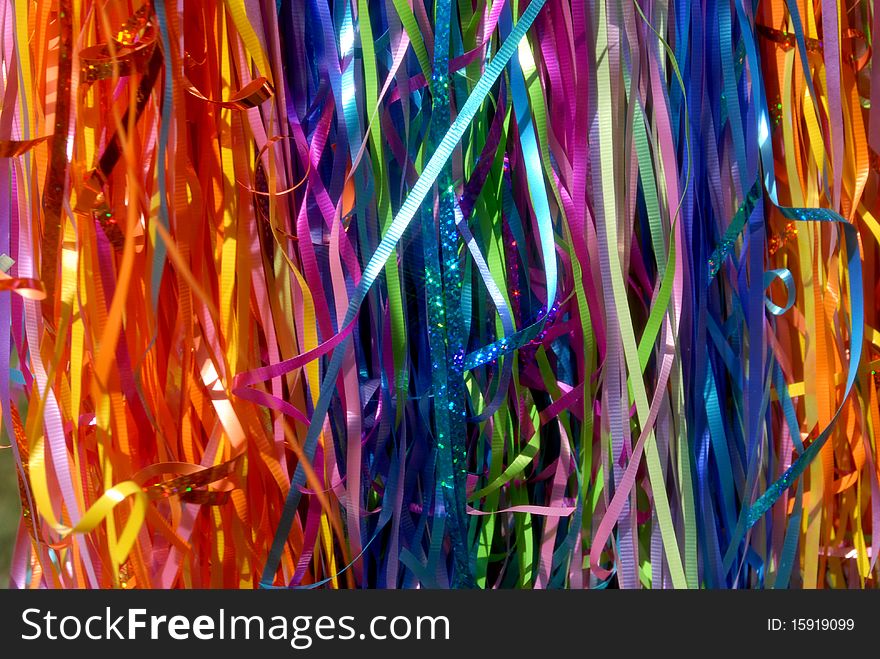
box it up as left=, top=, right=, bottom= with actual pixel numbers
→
left=151, top=0, right=174, bottom=310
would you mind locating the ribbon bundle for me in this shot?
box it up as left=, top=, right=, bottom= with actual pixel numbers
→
left=1, top=0, right=878, bottom=589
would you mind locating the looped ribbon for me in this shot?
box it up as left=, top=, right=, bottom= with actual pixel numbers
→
left=134, top=455, right=244, bottom=506
left=248, top=135, right=311, bottom=200
left=61, top=483, right=148, bottom=567
left=80, top=3, right=156, bottom=83
left=745, top=206, right=863, bottom=527
left=80, top=37, right=157, bottom=84
left=29, top=434, right=148, bottom=570
left=243, top=135, right=311, bottom=252
left=18, top=377, right=147, bottom=572
left=763, top=268, right=796, bottom=316
left=702, top=139, right=866, bottom=579
left=712, top=3, right=868, bottom=573
left=184, top=76, right=275, bottom=110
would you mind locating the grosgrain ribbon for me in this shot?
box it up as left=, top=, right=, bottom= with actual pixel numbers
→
left=260, top=0, right=549, bottom=588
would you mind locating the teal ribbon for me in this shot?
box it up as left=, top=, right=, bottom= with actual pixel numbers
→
left=151, top=0, right=174, bottom=310
left=421, top=0, right=474, bottom=587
